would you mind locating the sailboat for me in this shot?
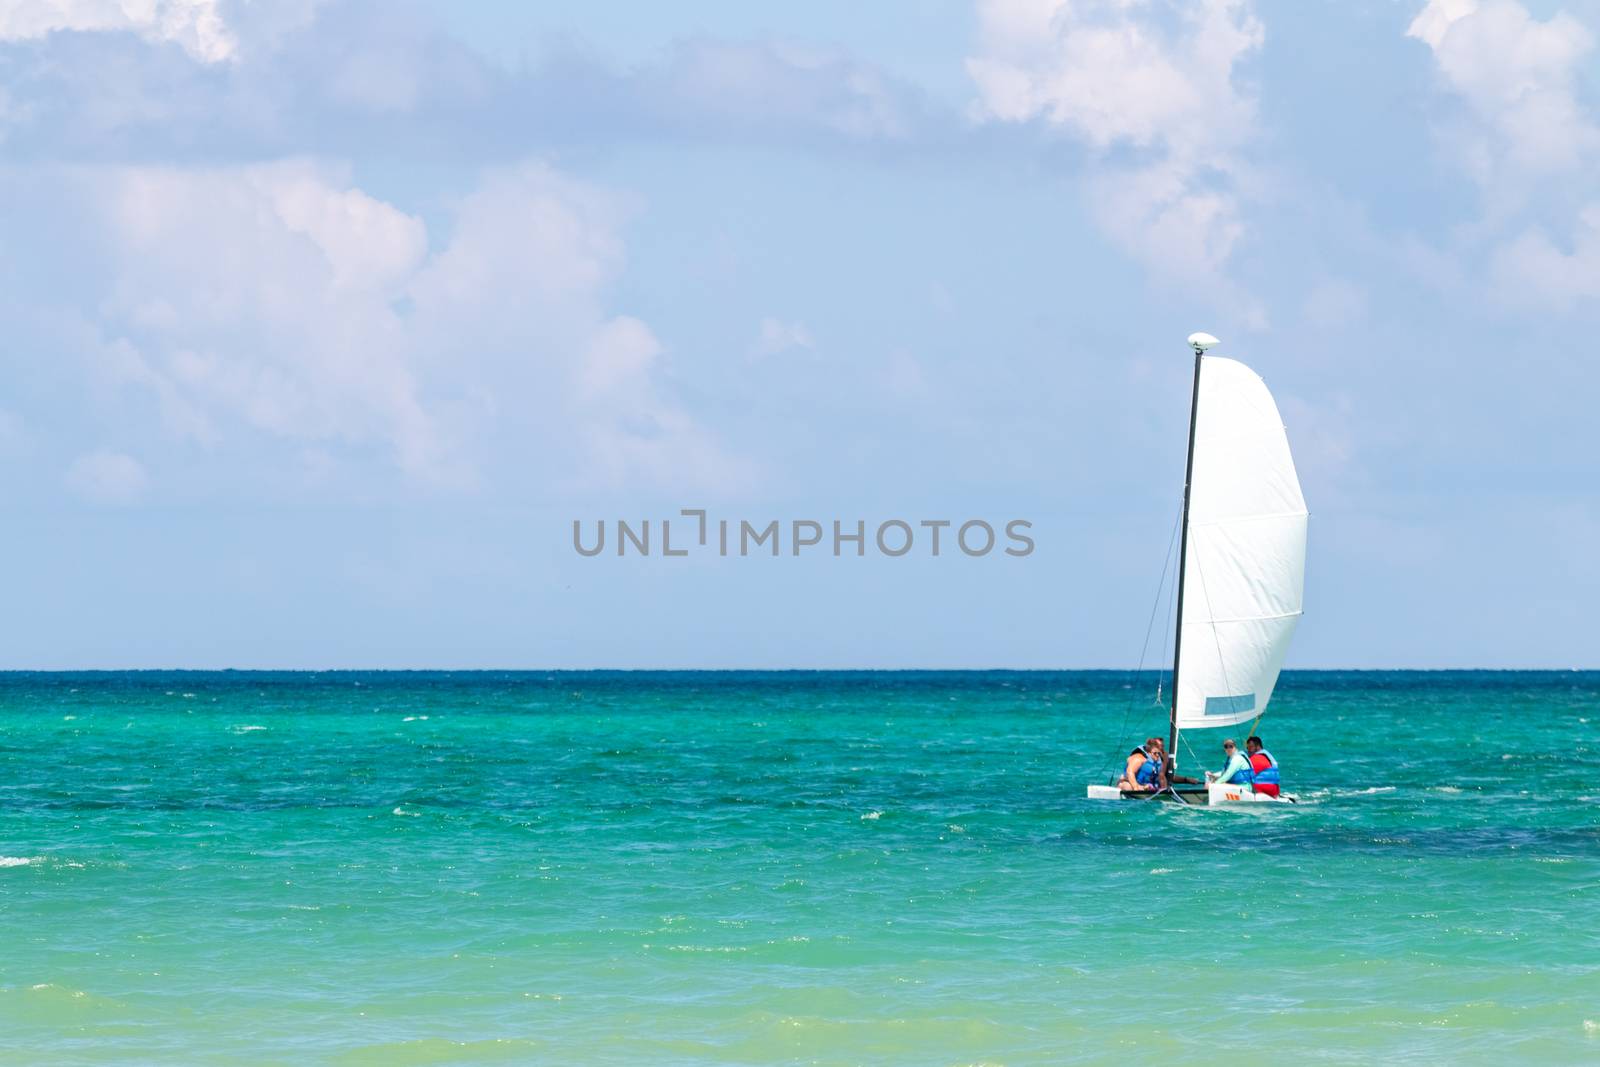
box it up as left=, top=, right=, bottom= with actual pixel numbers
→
left=1088, top=333, right=1308, bottom=805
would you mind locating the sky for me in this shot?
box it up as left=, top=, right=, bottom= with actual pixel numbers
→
left=1, top=0, right=1598, bottom=669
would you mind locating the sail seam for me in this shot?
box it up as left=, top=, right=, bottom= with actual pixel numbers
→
left=1186, top=610, right=1303, bottom=624
left=1189, top=511, right=1307, bottom=528
left=1194, top=428, right=1286, bottom=448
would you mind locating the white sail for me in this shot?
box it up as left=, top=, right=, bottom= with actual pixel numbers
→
left=1174, top=357, right=1307, bottom=731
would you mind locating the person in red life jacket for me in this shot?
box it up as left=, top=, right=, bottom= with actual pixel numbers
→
left=1246, top=736, right=1280, bottom=797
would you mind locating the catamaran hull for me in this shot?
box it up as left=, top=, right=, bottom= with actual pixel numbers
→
left=1086, top=783, right=1296, bottom=805
left=1204, top=782, right=1296, bottom=804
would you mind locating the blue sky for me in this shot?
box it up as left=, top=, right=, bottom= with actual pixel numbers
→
left=1, top=0, right=1597, bottom=668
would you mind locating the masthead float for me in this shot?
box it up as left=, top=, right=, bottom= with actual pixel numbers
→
left=1088, top=333, right=1308, bottom=805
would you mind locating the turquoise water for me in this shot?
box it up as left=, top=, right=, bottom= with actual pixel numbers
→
left=0, top=671, right=1596, bottom=1065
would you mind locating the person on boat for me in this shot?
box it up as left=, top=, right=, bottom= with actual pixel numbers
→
left=1246, top=736, right=1280, bottom=797
left=1117, top=738, right=1165, bottom=791
left=1211, top=738, right=1254, bottom=787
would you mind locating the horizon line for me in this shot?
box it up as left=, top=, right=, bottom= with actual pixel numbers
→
left=0, top=666, right=1594, bottom=674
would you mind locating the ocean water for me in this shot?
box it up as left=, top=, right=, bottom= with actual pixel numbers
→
left=0, top=670, right=1595, bottom=1065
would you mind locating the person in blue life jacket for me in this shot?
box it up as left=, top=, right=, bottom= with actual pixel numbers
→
left=1246, top=736, right=1281, bottom=797
left=1210, top=738, right=1254, bottom=787
left=1117, top=737, right=1166, bottom=792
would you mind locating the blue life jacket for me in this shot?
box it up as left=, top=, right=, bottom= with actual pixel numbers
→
left=1251, top=749, right=1280, bottom=786
left=1134, top=748, right=1161, bottom=786
left=1223, top=756, right=1253, bottom=785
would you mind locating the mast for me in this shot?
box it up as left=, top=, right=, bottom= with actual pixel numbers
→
left=1168, top=333, right=1215, bottom=763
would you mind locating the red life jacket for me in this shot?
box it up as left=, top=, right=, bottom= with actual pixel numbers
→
left=1249, top=750, right=1280, bottom=792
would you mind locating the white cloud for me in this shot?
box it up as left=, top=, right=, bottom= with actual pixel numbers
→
left=67, top=159, right=741, bottom=493
left=577, top=316, right=661, bottom=397
left=571, top=315, right=743, bottom=490
left=407, top=165, right=625, bottom=330
left=405, top=163, right=749, bottom=491
left=0, top=4, right=931, bottom=168
left=0, top=0, right=236, bottom=63
left=968, top=0, right=1260, bottom=154
left=97, top=160, right=447, bottom=481
left=967, top=0, right=1264, bottom=301
left=1408, top=0, right=1600, bottom=308
left=1408, top=0, right=1599, bottom=185
left=1491, top=203, right=1600, bottom=309
left=655, top=39, right=919, bottom=141
left=749, top=318, right=814, bottom=360
left=65, top=449, right=148, bottom=503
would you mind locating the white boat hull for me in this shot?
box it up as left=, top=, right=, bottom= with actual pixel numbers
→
left=1205, top=781, right=1295, bottom=805
left=1085, top=782, right=1296, bottom=805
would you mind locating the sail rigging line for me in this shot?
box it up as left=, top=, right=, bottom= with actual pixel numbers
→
left=1102, top=496, right=1184, bottom=779
left=1161, top=780, right=1192, bottom=805
left=1141, top=499, right=1184, bottom=704
left=1180, top=729, right=1201, bottom=769
left=1154, top=499, right=1180, bottom=708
